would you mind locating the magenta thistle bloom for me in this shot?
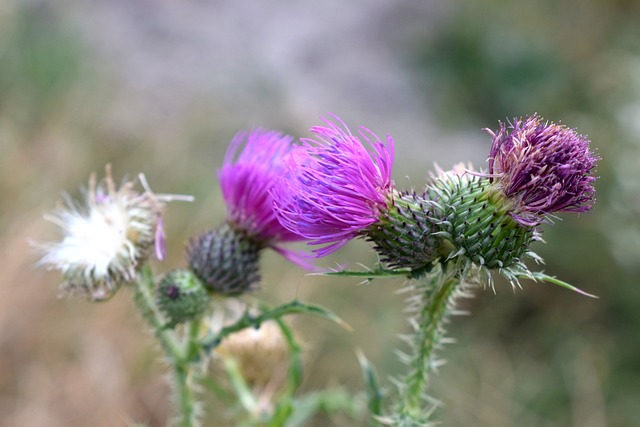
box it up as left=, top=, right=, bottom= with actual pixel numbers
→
left=487, top=115, right=599, bottom=226
left=189, top=129, right=312, bottom=295
left=219, top=129, right=303, bottom=245
left=272, top=116, right=395, bottom=257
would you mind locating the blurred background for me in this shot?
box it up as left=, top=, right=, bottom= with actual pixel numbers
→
left=1, top=0, right=638, bottom=425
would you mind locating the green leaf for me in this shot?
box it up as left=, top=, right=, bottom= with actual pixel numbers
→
left=357, top=350, right=383, bottom=420
left=319, top=266, right=412, bottom=279
left=276, top=318, right=303, bottom=391
left=525, top=271, right=599, bottom=298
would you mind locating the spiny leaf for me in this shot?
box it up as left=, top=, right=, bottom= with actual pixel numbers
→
left=357, top=350, right=383, bottom=420
left=525, top=271, right=598, bottom=298
left=318, top=266, right=413, bottom=279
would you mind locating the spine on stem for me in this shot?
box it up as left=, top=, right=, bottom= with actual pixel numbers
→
left=388, top=263, right=467, bottom=426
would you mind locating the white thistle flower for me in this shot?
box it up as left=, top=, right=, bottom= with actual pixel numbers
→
left=36, top=165, right=193, bottom=301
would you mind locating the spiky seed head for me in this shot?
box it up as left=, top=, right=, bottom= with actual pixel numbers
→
left=157, top=269, right=209, bottom=326
left=187, top=223, right=262, bottom=295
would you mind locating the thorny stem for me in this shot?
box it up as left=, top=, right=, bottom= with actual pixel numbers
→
left=134, top=265, right=200, bottom=427
left=174, top=362, right=199, bottom=427
left=397, top=264, right=461, bottom=424
left=134, top=265, right=183, bottom=361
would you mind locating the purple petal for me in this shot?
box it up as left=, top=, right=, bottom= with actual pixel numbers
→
left=271, top=115, right=395, bottom=257
left=487, top=115, right=599, bottom=225
left=218, top=129, right=304, bottom=243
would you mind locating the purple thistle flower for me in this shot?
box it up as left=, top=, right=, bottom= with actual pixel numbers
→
left=272, top=115, right=395, bottom=257
left=487, top=114, right=599, bottom=226
left=217, top=129, right=316, bottom=270
left=219, top=129, right=303, bottom=244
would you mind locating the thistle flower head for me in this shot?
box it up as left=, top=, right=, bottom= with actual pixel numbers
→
left=487, top=115, right=599, bottom=226
left=186, top=129, right=311, bottom=293
left=37, top=166, right=188, bottom=301
left=272, top=115, right=395, bottom=257
left=219, top=129, right=302, bottom=244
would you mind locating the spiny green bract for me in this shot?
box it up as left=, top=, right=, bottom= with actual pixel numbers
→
left=187, top=223, right=262, bottom=295
left=430, top=173, right=537, bottom=269
left=366, top=191, right=439, bottom=270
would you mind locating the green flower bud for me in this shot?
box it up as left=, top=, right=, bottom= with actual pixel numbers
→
left=187, top=223, right=262, bottom=295
left=157, top=269, right=209, bottom=325
left=431, top=172, right=536, bottom=269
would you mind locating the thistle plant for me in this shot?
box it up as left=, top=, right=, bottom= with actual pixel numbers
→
left=36, top=132, right=358, bottom=427
left=36, top=113, right=599, bottom=427
left=273, top=114, right=599, bottom=425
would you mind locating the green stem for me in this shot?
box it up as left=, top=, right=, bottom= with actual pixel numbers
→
left=134, top=265, right=183, bottom=358
left=199, top=300, right=346, bottom=355
left=223, top=357, right=259, bottom=414
left=173, top=363, right=198, bottom=427
left=133, top=265, right=200, bottom=427
left=398, top=265, right=461, bottom=423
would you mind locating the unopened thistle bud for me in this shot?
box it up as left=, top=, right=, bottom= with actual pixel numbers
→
left=36, top=166, right=186, bottom=301
left=188, top=224, right=262, bottom=295
left=430, top=114, right=599, bottom=270
left=156, top=269, right=209, bottom=326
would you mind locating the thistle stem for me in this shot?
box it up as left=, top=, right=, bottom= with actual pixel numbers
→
left=134, top=265, right=183, bottom=360
left=134, top=265, right=200, bottom=427
left=397, top=265, right=460, bottom=423
left=173, top=363, right=198, bottom=427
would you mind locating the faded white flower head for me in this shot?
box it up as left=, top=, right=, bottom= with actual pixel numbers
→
left=36, top=165, right=193, bottom=301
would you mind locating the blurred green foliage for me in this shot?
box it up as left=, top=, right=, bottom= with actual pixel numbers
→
left=0, top=3, right=82, bottom=131
left=409, top=0, right=640, bottom=127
